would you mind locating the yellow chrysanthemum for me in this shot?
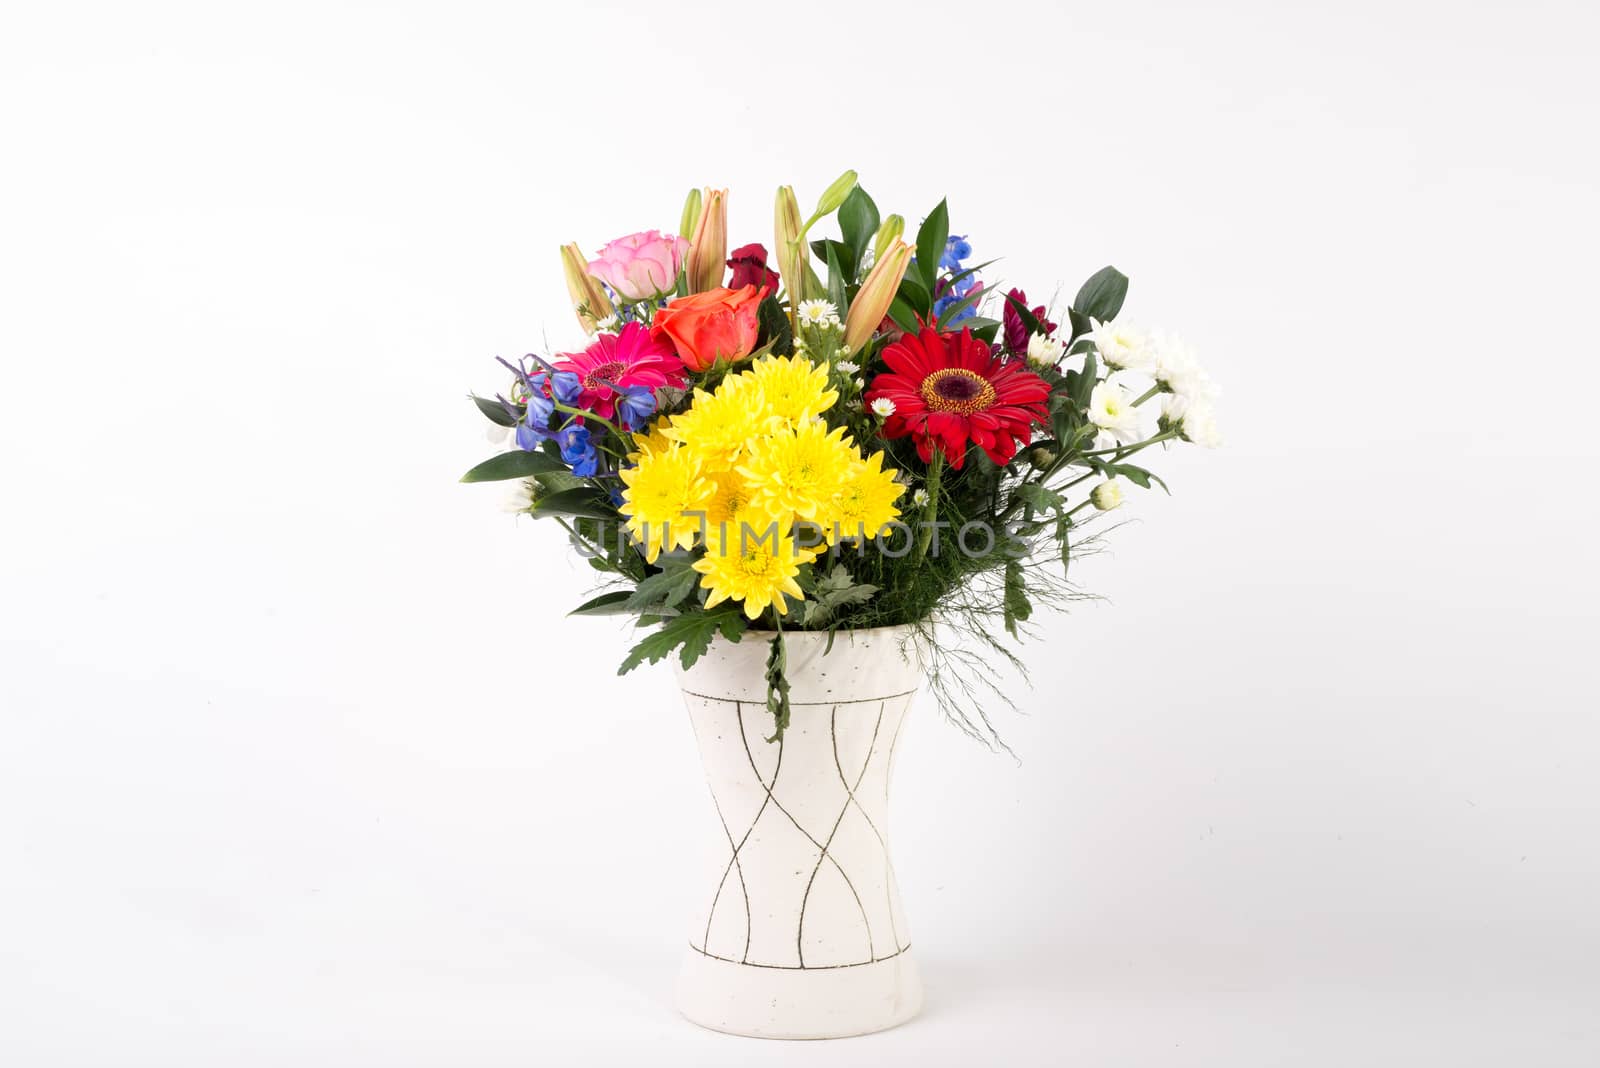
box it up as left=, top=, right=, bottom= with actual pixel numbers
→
left=618, top=442, right=714, bottom=562
left=692, top=525, right=815, bottom=620
left=626, top=422, right=676, bottom=464
left=740, top=353, right=838, bottom=427
left=820, top=451, right=904, bottom=543
left=701, top=469, right=782, bottom=545
left=663, top=375, right=777, bottom=472
left=736, top=420, right=858, bottom=524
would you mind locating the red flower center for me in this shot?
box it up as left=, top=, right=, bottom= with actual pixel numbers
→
left=919, top=368, right=996, bottom=415
left=582, top=360, right=628, bottom=391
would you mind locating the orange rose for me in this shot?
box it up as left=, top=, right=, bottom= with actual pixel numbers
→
left=651, top=285, right=768, bottom=372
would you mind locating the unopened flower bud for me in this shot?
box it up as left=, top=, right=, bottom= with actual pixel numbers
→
left=1091, top=480, right=1123, bottom=511
left=679, top=188, right=702, bottom=240
left=1028, top=445, right=1057, bottom=470
left=873, top=214, right=905, bottom=262
left=1026, top=333, right=1066, bottom=369
left=812, top=169, right=859, bottom=220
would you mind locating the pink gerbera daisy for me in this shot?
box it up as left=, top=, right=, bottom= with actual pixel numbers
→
left=552, top=322, right=688, bottom=421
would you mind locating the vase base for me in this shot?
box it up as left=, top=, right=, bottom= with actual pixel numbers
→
left=674, top=948, right=923, bottom=1040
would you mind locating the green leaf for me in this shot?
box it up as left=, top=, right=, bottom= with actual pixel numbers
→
left=756, top=295, right=794, bottom=356
left=618, top=605, right=746, bottom=675
left=837, top=186, right=879, bottom=269
left=896, top=272, right=932, bottom=317
left=460, top=450, right=565, bottom=483
left=531, top=487, right=617, bottom=520
left=1105, top=463, right=1170, bottom=493
left=824, top=241, right=848, bottom=314
left=1073, top=351, right=1098, bottom=412
left=1003, top=559, right=1032, bottom=637
left=887, top=296, right=921, bottom=334
left=624, top=555, right=700, bottom=612
left=914, top=198, right=948, bottom=293
left=1072, top=266, right=1129, bottom=324
left=1011, top=482, right=1066, bottom=515
left=764, top=632, right=792, bottom=742
left=1049, top=388, right=1079, bottom=448
left=801, top=564, right=878, bottom=627
left=569, top=590, right=635, bottom=616
left=472, top=395, right=521, bottom=427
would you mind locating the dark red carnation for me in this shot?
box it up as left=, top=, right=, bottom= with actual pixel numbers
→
left=726, top=243, right=780, bottom=292
left=1002, top=287, right=1058, bottom=357
left=864, top=327, right=1050, bottom=469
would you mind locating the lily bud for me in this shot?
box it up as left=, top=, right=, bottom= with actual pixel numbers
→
left=873, top=215, right=905, bottom=262
left=774, top=185, right=809, bottom=310
left=560, top=242, right=615, bottom=334
left=678, top=188, right=702, bottom=240
left=685, top=188, right=727, bottom=293
left=811, top=169, right=859, bottom=222
left=844, top=238, right=911, bottom=352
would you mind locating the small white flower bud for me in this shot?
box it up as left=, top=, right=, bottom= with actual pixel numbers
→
left=1090, top=480, right=1123, bottom=511
left=1026, top=332, right=1065, bottom=369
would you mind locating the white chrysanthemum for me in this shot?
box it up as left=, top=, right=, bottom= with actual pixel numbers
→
left=501, top=479, right=536, bottom=514
left=1090, top=480, right=1123, bottom=511
left=870, top=397, right=896, bottom=419
left=1089, top=318, right=1156, bottom=372
left=836, top=359, right=860, bottom=375
left=595, top=315, right=620, bottom=333
left=1181, top=400, right=1223, bottom=448
left=1159, top=392, right=1190, bottom=429
left=1026, top=333, right=1065, bottom=369
left=797, top=299, right=841, bottom=327
left=485, top=422, right=515, bottom=448
left=1087, top=380, right=1146, bottom=446
left=912, top=488, right=931, bottom=507
left=1151, top=331, right=1219, bottom=404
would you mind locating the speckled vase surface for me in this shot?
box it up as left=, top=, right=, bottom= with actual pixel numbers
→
left=672, top=625, right=923, bottom=1040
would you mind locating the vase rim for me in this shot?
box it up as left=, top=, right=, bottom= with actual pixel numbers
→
left=732, top=622, right=921, bottom=640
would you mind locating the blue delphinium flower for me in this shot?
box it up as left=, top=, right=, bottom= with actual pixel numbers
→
left=614, top=384, right=657, bottom=432
left=557, top=423, right=599, bottom=477
left=932, top=235, right=982, bottom=324
left=546, top=369, right=582, bottom=406
left=939, top=234, right=972, bottom=272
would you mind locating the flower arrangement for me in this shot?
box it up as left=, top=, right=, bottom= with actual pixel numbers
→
left=465, top=173, right=1220, bottom=741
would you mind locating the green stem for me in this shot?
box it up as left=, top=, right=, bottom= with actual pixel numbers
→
left=551, top=402, right=627, bottom=439
left=553, top=516, right=615, bottom=568
left=912, top=449, right=944, bottom=565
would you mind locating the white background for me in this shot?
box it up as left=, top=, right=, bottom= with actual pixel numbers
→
left=3, top=1, right=1597, bottom=1064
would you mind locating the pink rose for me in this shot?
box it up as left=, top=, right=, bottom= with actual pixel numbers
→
left=587, top=230, right=689, bottom=302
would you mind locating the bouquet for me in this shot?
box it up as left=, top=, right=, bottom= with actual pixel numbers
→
left=464, top=173, right=1220, bottom=741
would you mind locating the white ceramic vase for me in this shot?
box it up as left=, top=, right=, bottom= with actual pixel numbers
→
left=672, top=625, right=923, bottom=1040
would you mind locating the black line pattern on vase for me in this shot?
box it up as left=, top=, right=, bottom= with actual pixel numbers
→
left=689, top=942, right=913, bottom=970
left=832, top=699, right=905, bottom=958
left=690, top=691, right=915, bottom=969
left=689, top=706, right=755, bottom=962
left=796, top=701, right=884, bottom=966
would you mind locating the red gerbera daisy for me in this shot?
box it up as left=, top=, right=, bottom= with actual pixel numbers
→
left=865, top=327, right=1050, bottom=469
left=552, top=321, right=687, bottom=421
